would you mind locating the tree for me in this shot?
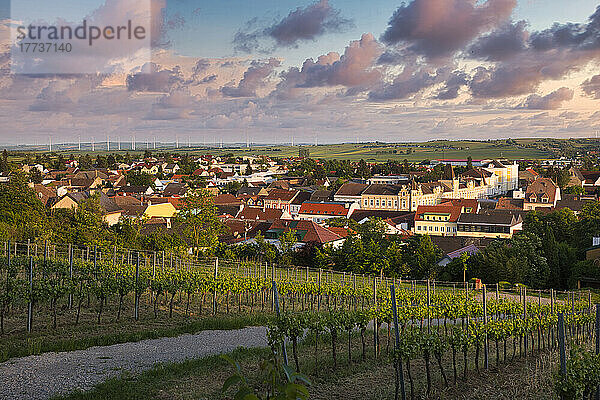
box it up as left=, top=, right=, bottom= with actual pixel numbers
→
left=467, top=156, right=473, bottom=170
left=279, top=229, right=298, bottom=266
left=564, top=185, right=585, bottom=195
left=176, top=189, right=226, bottom=256
left=245, top=160, right=253, bottom=176
left=404, top=235, right=442, bottom=279
left=0, top=172, right=48, bottom=241
left=0, top=149, right=9, bottom=173
left=127, top=172, right=155, bottom=188
left=29, top=168, right=43, bottom=184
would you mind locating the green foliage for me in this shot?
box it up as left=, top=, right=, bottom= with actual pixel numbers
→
left=0, top=172, right=49, bottom=241
left=221, top=353, right=311, bottom=400
left=554, top=345, right=600, bottom=400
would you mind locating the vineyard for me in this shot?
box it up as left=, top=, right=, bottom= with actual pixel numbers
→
left=2, top=240, right=600, bottom=398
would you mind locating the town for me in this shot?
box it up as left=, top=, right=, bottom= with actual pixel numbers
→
left=2, top=142, right=600, bottom=290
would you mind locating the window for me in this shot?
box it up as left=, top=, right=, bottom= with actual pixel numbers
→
left=370, top=199, right=374, bottom=206
left=429, top=226, right=432, bottom=231
left=376, top=200, right=380, bottom=206
left=417, top=226, right=421, bottom=231
left=434, top=226, right=438, bottom=232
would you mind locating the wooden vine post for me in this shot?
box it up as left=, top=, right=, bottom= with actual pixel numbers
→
left=558, top=313, right=567, bottom=400
left=390, top=284, right=406, bottom=400
left=483, top=284, right=488, bottom=370
left=373, top=275, right=378, bottom=358
left=596, top=304, right=600, bottom=400
left=272, top=281, right=288, bottom=365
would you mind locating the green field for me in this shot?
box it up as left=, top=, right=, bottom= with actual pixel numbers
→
left=12, top=137, right=600, bottom=162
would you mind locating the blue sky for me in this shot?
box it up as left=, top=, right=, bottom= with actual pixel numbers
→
left=165, top=0, right=599, bottom=66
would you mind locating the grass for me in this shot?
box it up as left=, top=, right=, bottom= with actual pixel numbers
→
left=54, top=325, right=568, bottom=400
left=0, top=290, right=273, bottom=363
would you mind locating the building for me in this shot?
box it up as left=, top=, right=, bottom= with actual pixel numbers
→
left=297, top=201, right=357, bottom=224
left=481, top=160, right=519, bottom=194
left=413, top=205, right=462, bottom=236
left=360, top=184, right=410, bottom=211
left=367, top=175, right=410, bottom=185
left=333, top=182, right=368, bottom=206
left=523, top=177, right=561, bottom=210
left=456, top=210, right=523, bottom=239
left=264, top=189, right=298, bottom=213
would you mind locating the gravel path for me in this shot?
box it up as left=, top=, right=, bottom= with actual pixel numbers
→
left=0, top=326, right=268, bottom=400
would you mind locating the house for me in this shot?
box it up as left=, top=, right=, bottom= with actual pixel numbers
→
left=456, top=210, right=523, bottom=239
left=162, top=163, right=180, bottom=175
left=481, top=160, right=519, bottom=194
left=581, top=171, right=600, bottom=187
left=236, top=207, right=290, bottom=222
left=144, top=201, right=177, bottom=219
left=289, top=191, right=311, bottom=216
left=523, top=177, right=560, bottom=210
left=555, top=194, right=594, bottom=214
left=163, top=183, right=187, bottom=197
left=496, top=197, right=524, bottom=210
left=367, top=175, right=410, bottom=185
left=298, top=201, right=357, bottom=224
left=264, top=189, right=298, bottom=213
left=413, top=205, right=462, bottom=236
left=519, top=168, right=540, bottom=186
left=437, top=244, right=480, bottom=267
left=360, top=184, right=410, bottom=211
left=567, top=167, right=585, bottom=188
left=264, top=219, right=345, bottom=247
left=120, top=185, right=154, bottom=197
left=334, top=182, right=368, bottom=206
left=140, top=164, right=159, bottom=175
left=51, top=191, right=122, bottom=226
left=32, top=184, right=57, bottom=207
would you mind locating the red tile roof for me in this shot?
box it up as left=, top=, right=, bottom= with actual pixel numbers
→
left=237, top=207, right=284, bottom=221
left=439, top=199, right=478, bottom=213
left=269, top=220, right=343, bottom=244
left=414, top=205, right=462, bottom=222
left=264, top=189, right=297, bottom=202
left=298, top=202, right=350, bottom=216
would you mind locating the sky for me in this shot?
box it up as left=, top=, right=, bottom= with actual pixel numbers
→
left=0, top=0, right=599, bottom=145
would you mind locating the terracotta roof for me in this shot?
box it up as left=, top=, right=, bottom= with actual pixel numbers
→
left=326, top=226, right=354, bottom=238
left=33, top=184, right=57, bottom=206
left=236, top=207, right=284, bottom=222
left=214, top=193, right=242, bottom=206
left=496, top=197, right=524, bottom=210
left=414, top=205, right=462, bottom=222
left=335, top=182, right=368, bottom=196
left=268, top=220, right=343, bottom=244
left=299, top=201, right=350, bottom=216
left=439, top=198, right=478, bottom=212
left=525, top=177, right=558, bottom=204
left=264, top=189, right=297, bottom=202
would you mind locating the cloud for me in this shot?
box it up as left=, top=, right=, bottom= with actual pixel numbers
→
left=126, top=63, right=184, bottom=92
left=221, top=58, right=281, bottom=97
left=380, top=0, right=516, bottom=59
left=274, top=33, right=382, bottom=98
left=582, top=74, right=600, bottom=99
left=521, top=87, right=574, bottom=110
left=233, top=0, right=353, bottom=53
left=368, top=67, right=442, bottom=101
left=467, top=6, right=600, bottom=98
left=467, top=21, right=529, bottom=61
left=435, top=70, right=469, bottom=100
left=530, top=6, right=600, bottom=52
